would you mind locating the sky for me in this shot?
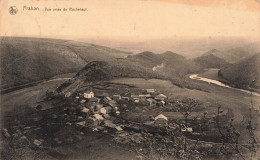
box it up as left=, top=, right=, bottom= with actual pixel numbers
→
left=0, top=0, right=259, bottom=41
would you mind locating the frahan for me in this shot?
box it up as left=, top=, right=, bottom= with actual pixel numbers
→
left=23, top=6, right=39, bottom=11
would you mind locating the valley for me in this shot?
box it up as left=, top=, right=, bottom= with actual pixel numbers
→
left=1, top=37, right=260, bottom=160
left=2, top=70, right=259, bottom=159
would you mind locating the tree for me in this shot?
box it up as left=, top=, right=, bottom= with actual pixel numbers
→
left=176, top=98, right=202, bottom=127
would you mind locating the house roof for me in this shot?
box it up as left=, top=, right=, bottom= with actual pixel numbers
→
left=147, top=98, right=156, bottom=102
left=105, top=96, right=112, bottom=101
left=156, top=94, right=167, bottom=98
left=108, top=100, right=116, bottom=107
left=93, top=114, right=104, bottom=120
left=139, top=94, right=151, bottom=97
left=85, top=91, right=94, bottom=94
left=82, top=107, right=89, bottom=113
left=155, top=114, right=168, bottom=121
left=131, top=95, right=139, bottom=98
left=113, top=95, right=121, bottom=97
left=104, top=106, right=112, bottom=110
left=89, top=97, right=98, bottom=102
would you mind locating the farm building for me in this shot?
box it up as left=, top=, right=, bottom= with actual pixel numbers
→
left=181, top=127, right=193, bottom=132
left=88, top=97, right=99, bottom=102
left=100, top=106, right=112, bottom=115
left=146, top=89, right=155, bottom=93
left=147, top=98, right=157, bottom=106
left=139, top=95, right=147, bottom=102
left=113, top=95, right=122, bottom=100
left=154, top=114, right=168, bottom=127
left=81, top=107, right=90, bottom=114
left=108, top=100, right=117, bottom=108
left=139, top=94, right=151, bottom=98
left=121, top=97, right=130, bottom=101
left=95, top=104, right=103, bottom=112
left=131, top=95, right=139, bottom=100
left=155, top=94, right=167, bottom=101
left=157, top=100, right=165, bottom=106
left=103, top=96, right=112, bottom=103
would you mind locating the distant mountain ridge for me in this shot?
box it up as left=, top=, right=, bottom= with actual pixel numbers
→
left=199, top=47, right=258, bottom=64
left=127, top=51, right=200, bottom=76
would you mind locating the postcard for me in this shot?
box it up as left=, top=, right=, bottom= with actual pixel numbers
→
left=1, top=0, right=259, bottom=159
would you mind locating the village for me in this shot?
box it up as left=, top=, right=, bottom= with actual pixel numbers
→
left=59, top=83, right=230, bottom=142
left=2, top=80, right=252, bottom=159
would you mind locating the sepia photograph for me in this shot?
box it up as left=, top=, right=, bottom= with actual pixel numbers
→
left=0, top=0, right=260, bottom=159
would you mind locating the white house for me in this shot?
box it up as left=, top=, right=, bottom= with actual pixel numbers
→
left=84, top=91, right=94, bottom=99
left=146, top=89, right=155, bottom=93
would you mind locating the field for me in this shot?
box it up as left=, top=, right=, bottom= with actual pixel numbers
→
left=111, top=77, right=260, bottom=143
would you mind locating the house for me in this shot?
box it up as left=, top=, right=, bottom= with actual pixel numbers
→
left=131, top=95, right=139, bottom=100
left=81, top=107, right=90, bottom=113
left=80, top=99, right=86, bottom=104
left=65, top=92, right=72, bottom=98
left=115, top=111, right=120, bottom=115
left=121, top=97, right=130, bottom=101
left=134, top=99, right=140, bottom=103
left=86, top=114, right=104, bottom=127
left=88, top=97, right=99, bottom=102
left=139, top=94, right=151, bottom=98
left=155, top=94, right=167, bottom=101
left=103, top=96, right=112, bottom=103
left=108, top=100, right=117, bottom=108
left=154, top=114, right=168, bottom=127
left=113, top=106, right=118, bottom=111
left=113, top=95, right=122, bottom=101
left=100, top=106, right=112, bottom=115
left=181, top=127, right=193, bottom=132
left=155, top=114, right=168, bottom=121
left=157, top=100, right=165, bottom=106
left=84, top=90, right=94, bottom=99
left=95, top=104, right=103, bottom=112
left=147, top=98, right=157, bottom=106
left=139, top=95, right=147, bottom=102
left=146, top=89, right=155, bottom=93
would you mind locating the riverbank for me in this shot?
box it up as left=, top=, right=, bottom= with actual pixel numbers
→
left=189, top=73, right=260, bottom=97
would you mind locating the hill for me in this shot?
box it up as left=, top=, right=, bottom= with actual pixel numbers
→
left=127, top=51, right=201, bottom=76
left=218, top=53, right=260, bottom=89
left=201, top=47, right=257, bottom=64
left=58, top=51, right=202, bottom=94
left=194, top=53, right=230, bottom=69
left=0, top=37, right=131, bottom=90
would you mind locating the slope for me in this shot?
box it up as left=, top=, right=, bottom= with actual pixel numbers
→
left=58, top=51, right=202, bottom=94
left=0, top=37, right=132, bottom=90
left=194, top=53, right=230, bottom=69
left=219, top=53, right=260, bottom=89
left=126, top=51, right=201, bottom=76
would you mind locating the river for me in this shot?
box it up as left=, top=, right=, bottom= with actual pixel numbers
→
left=189, top=74, right=260, bottom=97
